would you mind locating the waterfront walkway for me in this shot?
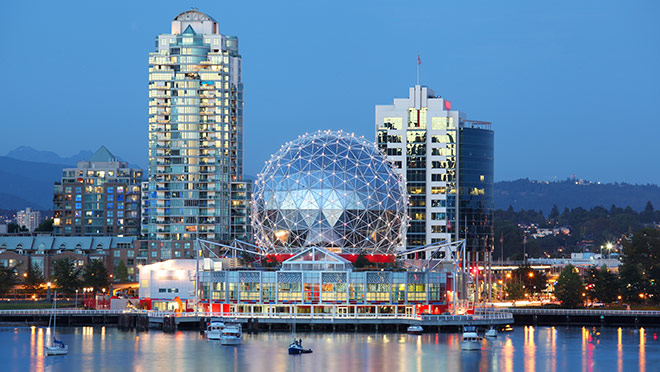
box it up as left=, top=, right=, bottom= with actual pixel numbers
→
left=146, top=310, right=513, bottom=327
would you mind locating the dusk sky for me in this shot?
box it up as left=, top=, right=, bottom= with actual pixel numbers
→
left=2, top=0, right=658, bottom=183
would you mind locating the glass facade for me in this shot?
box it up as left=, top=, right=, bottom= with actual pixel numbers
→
left=252, top=131, right=407, bottom=255
left=376, top=86, right=493, bottom=254
left=459, top=123, right=494, bottom=252
left=146, top=10, right=249, bottom=241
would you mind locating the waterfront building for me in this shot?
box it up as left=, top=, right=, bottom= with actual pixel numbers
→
left=53, top=146, right=142, bottom=237
left=16, top=208, right=41, bottom=232
left=375, top=85, right=494, bottom=254
left=137, top=131, right=466, bottom=315
left=145, top=9, right=250, bottom=242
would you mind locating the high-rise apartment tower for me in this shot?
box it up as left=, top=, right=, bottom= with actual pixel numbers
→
left=146, top=9, right=248, bottom=241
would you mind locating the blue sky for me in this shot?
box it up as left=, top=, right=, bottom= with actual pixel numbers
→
left=1, top=0, right=658, bottom=183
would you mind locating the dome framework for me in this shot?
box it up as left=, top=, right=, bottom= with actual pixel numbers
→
left=252, top=130, right=407, bottom=255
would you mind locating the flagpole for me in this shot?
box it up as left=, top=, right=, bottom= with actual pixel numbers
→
left=416, top=53, right=420, bottom=85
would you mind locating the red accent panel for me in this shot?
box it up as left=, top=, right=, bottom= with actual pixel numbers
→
left=444, top=100, right=451, bottom=110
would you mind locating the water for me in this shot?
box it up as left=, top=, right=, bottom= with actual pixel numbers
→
left=1, top=325, right=659, bottom=372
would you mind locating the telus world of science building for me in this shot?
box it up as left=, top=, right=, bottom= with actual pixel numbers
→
left=140, top=131, right=464, bottom=316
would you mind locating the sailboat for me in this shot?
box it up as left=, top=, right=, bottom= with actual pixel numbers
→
left=45, top=291, right=68, bottom=356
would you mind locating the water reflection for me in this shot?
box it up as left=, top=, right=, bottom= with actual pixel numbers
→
left=2, top=326, right=660, bottom=372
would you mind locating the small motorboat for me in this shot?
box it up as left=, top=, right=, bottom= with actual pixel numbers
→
left=485, top=326, right=498, bottom=338
left=288, top=338, right=313, bottom=354
left=407, top=325, right=423, bottom=335
left=220, top=324, right=242, bottom=345
left=206, top=320, right=225, bottom=340
left=503, top=324, right=514, bottom=332
left=461, top=326, right=482, bottom=351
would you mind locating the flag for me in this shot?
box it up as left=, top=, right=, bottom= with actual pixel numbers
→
left=417, top=54, right=421, bottom=65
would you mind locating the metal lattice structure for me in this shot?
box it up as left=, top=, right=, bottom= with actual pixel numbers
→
left=252, top=130, right=407, bottom=255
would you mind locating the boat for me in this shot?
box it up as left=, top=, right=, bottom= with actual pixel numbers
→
left=288, top=338, right=313, bottom=354
left=45, top=291, right=68, bottom=356
left=485, top=326, right=498, bottom=338
left=503, top=324, right=514, bottom=332
left=407, top=325, right=423, bottom=335
left=220, top=324, right=242, bottom=345
left=461, top=326, right=482, bottom=351
left=287, top=315, right=311, bottom=354
left=206, top=320, right=225, bottom=340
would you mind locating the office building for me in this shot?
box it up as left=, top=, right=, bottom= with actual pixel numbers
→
left=146, top=9, right=249, bottom=242
left=53, top=146, right=142, bottom=236
left=376, top=85, right=493, bottom=253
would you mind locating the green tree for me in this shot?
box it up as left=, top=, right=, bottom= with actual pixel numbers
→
left=353, top=254, right=370, bottom=269
left=619, top=263, right=646, bottom=303
left=554, top=264, right=584, bottom=308
left=584, top=265, right=620, bottom=304
left=52, top=258, right=82, bottom=295
left=7, top=223, right=28, bottom=233
left=510, top=266, right=548, bottom=296
left=82, top=259, right=110, bottom=293
left=504, top=281, right=525, bottom=300
left=548, top=204, right=560, bottom=224
left=0, top=265, right=19, bottom=297
left=113, top=260, right=129, bottom=282
left=35, top=218, right=54, bottom=232
left=23, top=264, right=44, bottom=294
left=620, top=228, right=660, bottom=303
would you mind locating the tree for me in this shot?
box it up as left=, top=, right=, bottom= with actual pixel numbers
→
left=35, top=218, right=54, bottom=232
left=0, top=265, right=18, bottom=297
left=113, top=260, right=129, bottom=282
left=23, top=264, right=44, bottom=294
left=584, top=265, right=620, bottom=304
left=52, top=258, right=82, bottom=295
left=353, top=254, right=370, bottom=269
left=620, top=228, right=660, bottom=303
left=510, top=266, right=548, bottom=296
left=7, top=223, right=28, bottom=233
left=504, top=281, right=525, bottom=300
left=549, top=204, right=560, bottom=224
left=640, top=201, right=655, bottom=224
left=82, top=259, right=110, bottom=293
left=554, top=264, right=584, bottom=308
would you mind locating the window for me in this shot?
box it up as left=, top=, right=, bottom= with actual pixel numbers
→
left=151, top=251, right=157, bottom=257
left=107, top=195, right=114, bottom=202
left=127, top=250, right=134, bottom=257
left=107, top=187, right=114, bottom=193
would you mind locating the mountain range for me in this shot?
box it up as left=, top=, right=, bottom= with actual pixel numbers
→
left=5, top=146, right=93, bottom=166
left=0, top=146, right=143, bottom=210
left=494, top=179, right=660, bottom=213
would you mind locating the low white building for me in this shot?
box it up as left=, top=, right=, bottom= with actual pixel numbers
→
left=138, top=259, right=198, bottom=311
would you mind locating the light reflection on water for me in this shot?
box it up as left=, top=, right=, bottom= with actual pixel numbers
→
left=1, top=325, right=660, bottom=372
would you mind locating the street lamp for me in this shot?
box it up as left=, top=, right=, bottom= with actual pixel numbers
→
left=75, top=289, right=79, bottom=308
left=606, top=242, right=613, bottom=259
left=46, top=282, right=52, bottom=302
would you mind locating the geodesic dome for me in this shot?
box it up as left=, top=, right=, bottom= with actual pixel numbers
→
left=252, top=130, right=407, bottom=255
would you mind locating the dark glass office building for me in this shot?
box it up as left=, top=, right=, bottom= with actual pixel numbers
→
left=459, top=122, right=494, bottom=252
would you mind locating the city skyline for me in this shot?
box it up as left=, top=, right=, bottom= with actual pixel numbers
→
left=1, top=1, right=659, bottom=184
